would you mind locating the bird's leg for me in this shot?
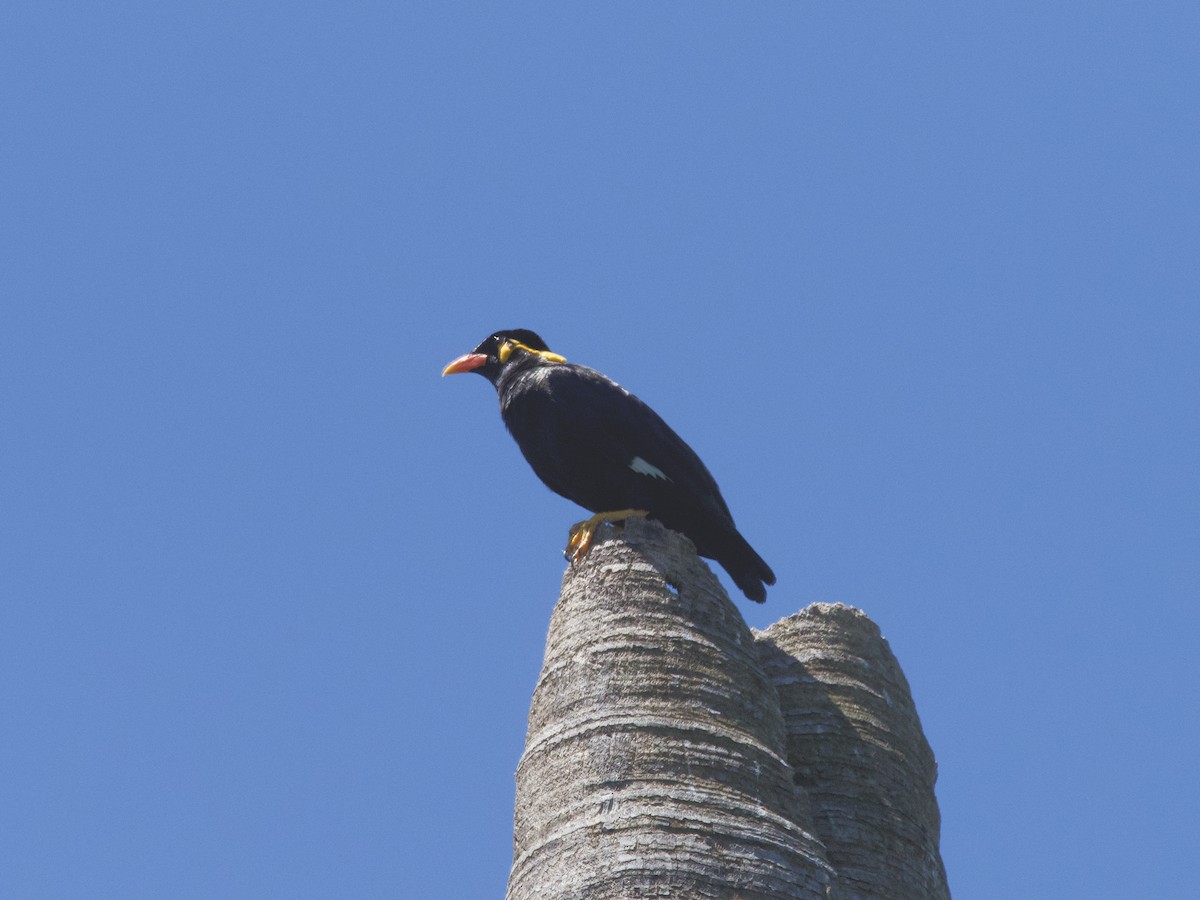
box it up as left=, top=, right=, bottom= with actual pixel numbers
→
left=565, top=509, right=649, bottom=562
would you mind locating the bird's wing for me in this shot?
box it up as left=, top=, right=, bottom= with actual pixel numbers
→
left=517, top=364, right=735, bottom=522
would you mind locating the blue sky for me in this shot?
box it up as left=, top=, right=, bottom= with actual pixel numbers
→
left=3, top=3, right=1197, bottom=898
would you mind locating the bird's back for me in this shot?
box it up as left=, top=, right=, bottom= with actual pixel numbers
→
left=499, top=361, right=774, bottom=601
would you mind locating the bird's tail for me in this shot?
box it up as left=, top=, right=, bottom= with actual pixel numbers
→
left=723, top=531, right=776, bottom=603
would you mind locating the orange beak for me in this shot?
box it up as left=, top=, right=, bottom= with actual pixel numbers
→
left=441, top=353, right=488, bottom=376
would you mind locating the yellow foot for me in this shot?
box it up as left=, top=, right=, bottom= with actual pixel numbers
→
left=564, top=509, right=649, bottom=563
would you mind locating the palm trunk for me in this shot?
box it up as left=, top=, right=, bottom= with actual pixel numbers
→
left=758, top=606, right=951, bottom=899
left=506, top=517, right=949, bottom=899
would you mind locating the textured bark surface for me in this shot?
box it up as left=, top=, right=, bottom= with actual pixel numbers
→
left=506, top=518, right=949, bottom=900
left=757, top=607, right=950, bottom=900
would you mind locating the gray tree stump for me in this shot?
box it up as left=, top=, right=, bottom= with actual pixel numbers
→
left=757, top=607, right=950, bottom=900
left=505, top=517, right=949, bottom=900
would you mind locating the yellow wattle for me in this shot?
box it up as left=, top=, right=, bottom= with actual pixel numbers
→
left=500, top=340, right=566, bottom=365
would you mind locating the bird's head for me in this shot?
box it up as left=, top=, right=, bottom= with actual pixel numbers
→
left=441, top=329, right=566, bottom=386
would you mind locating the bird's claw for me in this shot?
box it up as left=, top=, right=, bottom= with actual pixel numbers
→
left=564, top=523, right=594, bottom=562
left=564, top=509, right=649, bottom=563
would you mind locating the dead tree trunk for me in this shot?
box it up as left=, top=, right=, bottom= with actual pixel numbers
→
left=505, top=517, right=949, bottom=900
left=757, top=607, right=950, bottom=900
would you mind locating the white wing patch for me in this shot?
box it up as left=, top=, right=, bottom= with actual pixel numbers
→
left=630, top=456, right=671, bottom=481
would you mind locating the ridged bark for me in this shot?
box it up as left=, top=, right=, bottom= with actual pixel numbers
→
left=757, top=607, right=950, bottom=900
left=506, top=517, right=949, bottom=900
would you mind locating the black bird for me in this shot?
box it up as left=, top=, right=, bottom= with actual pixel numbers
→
left=442, top=330, right=776, bottom=602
